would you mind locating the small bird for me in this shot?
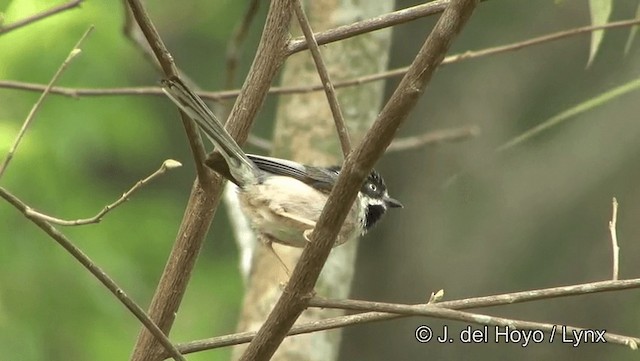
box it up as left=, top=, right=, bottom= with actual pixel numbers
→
left=161, top=76, right=401, bottom=254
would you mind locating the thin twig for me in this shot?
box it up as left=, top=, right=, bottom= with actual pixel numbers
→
left=25, top=160, right=181, bottom=226
left=444, top=17, right=640, bottom=64
left=292, top=0, right=351, bottom=155
left=4, top=17, right=640, bottom=103
left=174, top=278, right=640, bottom=355
left=0, top=187, right=187, bottom=361
left=221, top=0, right=261, bottom=283
left=288, top=17, right=640, bottom=95
left=0, top=81, right=164, bottom=97
left=387, top=125, right=480, bottom=152
left=125, top=0, right=219, bottom=360
left=309, top=301, right=639, bottom=349
left=310, top=279, right=640, bottom=312
left=609, top=197, right=620, bottom=281
left=0, top=0, right=83, bottom=35
left=0, top=27, right=93, bottom=179
left=286, top=0, right=451, bottom=55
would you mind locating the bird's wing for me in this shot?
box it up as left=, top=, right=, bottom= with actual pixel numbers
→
left=247, top=154, right=339, bottom=193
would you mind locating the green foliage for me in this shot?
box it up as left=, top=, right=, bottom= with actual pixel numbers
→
left=0, top=1, right=248, bottom=360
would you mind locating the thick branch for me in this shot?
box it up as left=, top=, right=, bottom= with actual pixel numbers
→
left=286, top=0, right=450, bottom=54
left=292, top=0, right=351, bottom=155
left=172, top=278, right=640, bottom=356
left=0, top=0, right=83, bottom=35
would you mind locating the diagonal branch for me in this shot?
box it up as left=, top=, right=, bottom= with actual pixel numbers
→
left=172, top=278, right=640, bottom=356
left=125, top=0, right=215, bottom=359
left=286, top=0, right=452, bottom=55
left=0, top=27, right=92, bottom=179
left=0, top=187, right=186, bottom=361
left=609, top=197, right=620, bottom=280
left=0, top=0, right=83, bottom=35
left=292, top=0, right=351, bottom=155
left=224, top=0, right=261, bottom=90
left=237, top=1, right=480, bottom=360
left=125, top=0, right=209, bottom=182
left=25, top=160, right=181, bottom=225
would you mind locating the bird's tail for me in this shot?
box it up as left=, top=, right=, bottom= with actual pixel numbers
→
left=161, top=76, right=258, bottom=186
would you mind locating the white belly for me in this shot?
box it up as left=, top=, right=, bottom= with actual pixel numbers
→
left=237, top=176, right=362, bottom=247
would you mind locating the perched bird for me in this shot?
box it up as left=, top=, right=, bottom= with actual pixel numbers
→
left=161, top=76, right=401, bottom=260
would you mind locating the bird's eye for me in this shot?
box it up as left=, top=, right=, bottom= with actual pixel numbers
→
left=368, top=183, right=377, bottom=192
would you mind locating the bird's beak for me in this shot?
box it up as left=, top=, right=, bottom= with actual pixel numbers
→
left=384, top=195, right=403, bottom=208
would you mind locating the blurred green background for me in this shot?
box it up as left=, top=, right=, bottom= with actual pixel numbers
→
left=1, top=0, right=639, bottom=360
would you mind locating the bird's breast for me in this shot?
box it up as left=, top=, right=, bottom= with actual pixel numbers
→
left=237, top=176, right=362, bottom=247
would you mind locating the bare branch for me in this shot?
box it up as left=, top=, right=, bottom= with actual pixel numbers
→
left=0, top=0, right=83, bottom=35
left=444, top=17, right=640, bottom=64
left=224, top=0, right=261, bottom=89
left=0, top=80, right=163, bottom=97
left=292, top=0, right=351, bottom=155
left=609, top=197, right=620, bottom=280
left=173, top=278, right=640, bottom=356
left=25, top=160, right=181, bottom=226
left=246, top=126, right=480, bottom=153
left=0, top=187, right=186, bottom=361
left=387, top=125, right=480, bottom=152
left=310, top=279, right=640, bottom=312
left=286, top=0, right=451, bottom=55
left=125, top=0, right=210, bottom=183
left=0, top=27, right=92, bottom=179
left=125, top=1, right=217, bottom=359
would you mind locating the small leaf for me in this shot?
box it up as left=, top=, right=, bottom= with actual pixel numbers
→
left=587, top=0, right=613, bottom=67
left=497, top=77, right=640, bottom=152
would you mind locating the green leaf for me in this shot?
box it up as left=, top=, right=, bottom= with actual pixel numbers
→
left=587, top=0, right=613, bottom=67
left=497, top=77, right=640, bottom=152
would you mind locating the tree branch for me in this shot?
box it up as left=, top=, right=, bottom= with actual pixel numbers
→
left=0, top=26, right=92, bottom=179
left=0, top=0, right=83, bottom=35
left=292, top=0, right=351, bottom=155
left=24, top=160, right=181, bottom=225
left=609, top=197, right=620, bottom=280
left=170, top=278, right=640, bottom=356
left=0, top=187, right=186, bottom=361
left=286, top=0, right=451, bottom=55
left=125, top=0, right=209, bottom=182
left=125, top=0, right=216, bottom=359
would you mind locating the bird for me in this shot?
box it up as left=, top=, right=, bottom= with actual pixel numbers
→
left=161, top=76, right=402, bottom=259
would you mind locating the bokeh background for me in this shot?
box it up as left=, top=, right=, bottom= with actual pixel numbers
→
left=1, top=1, right=639, bottom=360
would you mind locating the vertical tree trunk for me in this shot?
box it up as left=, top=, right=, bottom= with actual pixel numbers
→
left=232, top=1, right=393, bottom=360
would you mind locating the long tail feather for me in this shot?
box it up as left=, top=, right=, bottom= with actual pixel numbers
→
left=161, top=76, right=258, bottom=186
